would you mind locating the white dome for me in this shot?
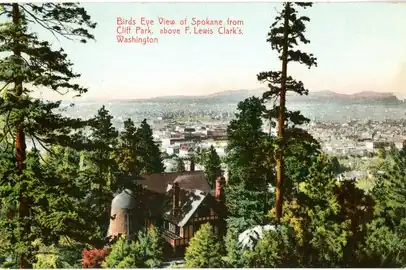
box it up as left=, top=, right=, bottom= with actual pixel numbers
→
left=111, top=189, right=136, bottom=213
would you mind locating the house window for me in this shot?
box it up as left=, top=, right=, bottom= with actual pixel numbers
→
left=169, top=222, right=176, bottom=233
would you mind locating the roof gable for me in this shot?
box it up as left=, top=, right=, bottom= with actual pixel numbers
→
left=137, top=171, right=210, bottom=194
left=163, top=189, right=208, bottom=227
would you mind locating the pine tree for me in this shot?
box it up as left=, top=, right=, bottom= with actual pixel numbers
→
left=82, top=106, right=119, bottom=242
left=257, top=2, right=318, bottom=221
left=203, top=145, right=222, bottom=187
left=0, top=3, right=96, bottom=267
left=136, top=119, right=165, bottom=174
left=185, top=223, right=223, bottom=268
left=112, top=118, right=142, bottom=191
left=225, top=97, right=274, bottom=232
left=87, top=105, right=119, bottom=185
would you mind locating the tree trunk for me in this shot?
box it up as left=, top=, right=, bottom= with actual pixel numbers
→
left=12, top=3, right=31, bottom=268
left=275, top=2, right=290, bottom=222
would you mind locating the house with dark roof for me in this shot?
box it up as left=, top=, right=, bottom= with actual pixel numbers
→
left=107, top=166, right=227, bottom=257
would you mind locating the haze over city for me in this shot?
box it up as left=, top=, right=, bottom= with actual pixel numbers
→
left=31, top=2, right=406, bottom=100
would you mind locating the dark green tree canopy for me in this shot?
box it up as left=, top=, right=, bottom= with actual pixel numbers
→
left=203, top=145, right=222, bottom=188
left=136, top=119, right=165, bottom=174
left=0, top=3, right=97, bottom=268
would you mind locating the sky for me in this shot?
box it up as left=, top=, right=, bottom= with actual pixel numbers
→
left=31, top=2, right=406, bottom=100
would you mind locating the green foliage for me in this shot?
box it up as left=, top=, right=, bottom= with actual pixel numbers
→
left=0, top=3, right=96, bottom=267
left=112, top=118, right=141, bottom=191
left=81, top=106, right=120, bottom=242
left=356, top=175, right=376, bottom=193
left=223, top=229, right=244, bottom=267
left=279, top=155, right=349, bottom=267
left=358, top=148, right=406, bottom=267
left=136, top=119, right=165, bottom=174
left=0, top=148, right=108, bottom=266
left=377, top=148, right=387, bottom=159
left=185, top=223, right=223, bottom=268
left=137, top=227, right=164, bottom=268
left=87, top=105, right=119, bottom=183
left=358, top=219, right=406, bottom=267
left=103, top=236, right=145, bottom=268
left=202, top=145, right=222, bottom=187
left=249, top=226, right=296, bottom=267
left=104, top=229, right=164, bottom=268
left=225, top=97, right=274, bottom=233
left=226, top=182, right=272, bottom=233
left=372, top=148, right=406, bottom=226
left=226, top=97, right=267, bottom=185
left=33, top=238, right=83, bottom=269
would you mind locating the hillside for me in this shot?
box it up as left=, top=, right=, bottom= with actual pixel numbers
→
left=137, top=89, right=401, bottom=104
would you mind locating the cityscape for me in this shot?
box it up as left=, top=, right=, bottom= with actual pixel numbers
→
left=61, top=91, right=406, bottom=179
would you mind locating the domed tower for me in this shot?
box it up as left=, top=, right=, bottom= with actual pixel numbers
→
left=107, top=189, right=136, bottom=238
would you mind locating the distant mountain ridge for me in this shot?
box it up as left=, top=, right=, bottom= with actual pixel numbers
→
left=135, top=89, right=402, bottom=104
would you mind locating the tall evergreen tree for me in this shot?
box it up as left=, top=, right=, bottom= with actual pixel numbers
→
left=87, top=106, right=118, bottom=183
left=257, top=2, right=317, bottom=221
left=203, top=145, right=222, bottom=188
left=0, top=3, right=96, bottom=268
left=82, top=106, right=119, bottom=242
left=225, top=97, right=274, bottom=232
left=112, top=118, right=141, bottom=191
left=136, top=119, right=165, bottom=174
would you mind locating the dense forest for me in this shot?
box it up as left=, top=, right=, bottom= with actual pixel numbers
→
left=0, top=2, right=405, bottom=269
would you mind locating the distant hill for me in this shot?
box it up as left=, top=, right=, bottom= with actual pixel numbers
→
left=305, top=90, right=400, bottom=103
left=136, top=89, right=401, bottom=104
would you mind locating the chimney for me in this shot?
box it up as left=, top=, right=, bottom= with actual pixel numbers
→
left=215, top=175, right=225, bottom=202
left=173, top=182, right=180, bottom=214
left=190, top=157, right=195, bottom=172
